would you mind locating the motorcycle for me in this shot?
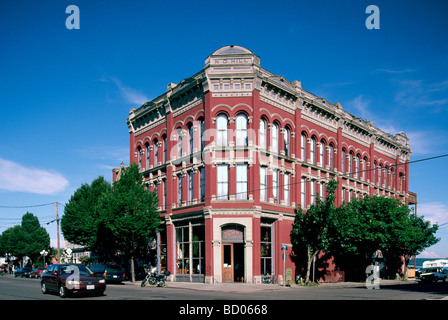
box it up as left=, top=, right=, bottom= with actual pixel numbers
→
left=141, top=265, right=170, bottom=287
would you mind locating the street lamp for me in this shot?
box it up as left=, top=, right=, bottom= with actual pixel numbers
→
left=40, top=250, right=48, bottom=267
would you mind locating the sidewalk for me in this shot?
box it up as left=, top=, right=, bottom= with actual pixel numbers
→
left=135, top=278, right=419, bottom=293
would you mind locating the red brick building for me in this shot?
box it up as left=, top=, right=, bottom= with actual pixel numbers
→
left=115, top=45, right=413, bottom=283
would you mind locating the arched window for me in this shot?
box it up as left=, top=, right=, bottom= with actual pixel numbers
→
left=319, top=140, right=325, bottom=167
left=259, top=118, right=267, bottom=150
left=177, top=128, right=183, bottom=158
left=137, top=146, right=143, bottom=170
left=216, top=114, right=228, bottom=147
left=284, top=127, right=291, bottom=157
left=310, top=136, right=316, bottom=164
left=362, top=157, right=367, bottom=181
left=200, top=119, right=205, bottom=151
left=236, top=113, right=248, bottom=147
left=145, top=143, right=150, bottom=169
left=162, top=135, right=167, bottom=163
left=378, top=164, right=382, bottom=186
left=348, top=152, right=353, bottom=176
left=301, top=133, right=307, bottom=161
left=188, top=124, right=194, bottom=154
left=354, top=154, right=360, bottom=179
left=154, top=139, right=159, bottom=166
left=271, top=122, right=279, bottom=153
left=328, top=144, right=334, bottom=170
left=341, top=149, right=346, bottom=174
left=373, top=161, right=377, bottom=184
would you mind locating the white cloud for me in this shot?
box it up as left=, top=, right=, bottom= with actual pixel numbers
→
left=101, top=75, right=149, bottom=106
left=0, top=157, right=69, bottom=195
left=345, top=95, right=398, bottom=135
left=417, top=202, right=448, bottom=226
left=406, top=131, right=441, bottom=155
left=375, top=68, right=417, bottom=74
left=394, top=79, right=448, bottom=108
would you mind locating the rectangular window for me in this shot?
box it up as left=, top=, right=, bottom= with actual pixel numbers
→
left=236, top=164, right=248, bottom=200
left=162, top=179, right=166, bottom=210
left=260, top=166, right=267, bottom=202
left=301, top=177, right=306, bottom=207
left=188, top=171, right=194, bottom=205
left=260, top=224, right=273, bottom=276
left=177, top=174, right=183, bottom=205
left=284, top=129, right=290, bottom=157
left=200, top=120, right=205, bottom=151
left=319, top=143, right=324, bottom=167
left=271, top=124, right=279, bottom=153
left=189, top=126, right=194, bottom=154
left=310, top=138, right=315, bottom=164
left=217, top=164, right=229, bottom=200
left=284, top=173, right=290, bottom=206
left=348, top=154, right=353, bottom=177
left=319, top=182, right=325, bottom=201
left=154, top=143, right=159, bottom=166
left=192, top=224, right=205, bottom=275
left=310, top=180, right=316, bottom=205
left=176, top=226, right=189, bottom=274
left=273, top=169, right=279, bottom=203
left=163, top=137, right=167, bottom=163
left=146, top=145, right=150, bottom=169
left=138, top=149, right=142, bottom=170
left=200, top=167, right=205, bottom=202
left=329, top=145, right=334, bottom=170
left=301, top=134, right=306, bottom=161
left=177, top=129, right=183, bottom=158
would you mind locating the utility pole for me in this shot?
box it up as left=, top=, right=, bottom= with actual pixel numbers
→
left=56, top=202, right=60, bottom=262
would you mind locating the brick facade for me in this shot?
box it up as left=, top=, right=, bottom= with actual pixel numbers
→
left=115, top=46, right=412, bottom=283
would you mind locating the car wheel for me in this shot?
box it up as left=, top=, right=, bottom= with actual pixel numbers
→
left=41, top=282, right=48, bottom=294
left=59, top=284, right=67, bottom=298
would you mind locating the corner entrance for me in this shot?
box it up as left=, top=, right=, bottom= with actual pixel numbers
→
left=221, top=225, right=245, bottom=283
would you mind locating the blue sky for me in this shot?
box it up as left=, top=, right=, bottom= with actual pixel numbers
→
left=1, top=0, right=448, bottom=258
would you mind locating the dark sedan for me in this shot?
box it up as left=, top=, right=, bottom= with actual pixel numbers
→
left=90, top=264, right=126, bottom=283
left=15, top=268, right=33, bottom=278
left=41, top=264, right=106, bottom=298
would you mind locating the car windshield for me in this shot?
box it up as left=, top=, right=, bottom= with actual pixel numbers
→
left=60, top=265, right=92, bottom=276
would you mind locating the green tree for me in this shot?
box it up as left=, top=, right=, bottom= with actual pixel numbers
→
left=290, top=179, right=338, bottom=283
left=97, top=163, right=160, bottom=282
left=0, top=213, right=50, bottom=267
left=329, top=195, right=439, bottom=280
left=61, top=176, right=111, bottom=249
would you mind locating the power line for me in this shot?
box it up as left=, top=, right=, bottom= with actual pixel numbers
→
left=0, top=202, right=55, bottom=209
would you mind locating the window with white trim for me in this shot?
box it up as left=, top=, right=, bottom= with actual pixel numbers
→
left=217, top=164, right=229, bottom=200
left=236, top=164, right=248, bottom=200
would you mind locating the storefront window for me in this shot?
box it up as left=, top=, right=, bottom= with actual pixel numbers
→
left=192, top=225, right=205, bottom=275
left=175, top=222, right=205, bottom=278
left=260, top=223, right=273, bottom=276
left=176, top=226, right=189, bottom=274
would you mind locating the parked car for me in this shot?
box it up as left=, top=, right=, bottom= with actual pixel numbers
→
left=417, top=267, right=448, bottom=283
left=14, top=268, right=33, bottom=278
left=90, top=264, right=126, bottom=283
left=0, top=266, right=7, bottom=275
left=41, top=264, right=106, bottom=298
left=31, top=267, right=47, bottom=279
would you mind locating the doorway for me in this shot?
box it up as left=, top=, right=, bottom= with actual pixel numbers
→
left=222, top=243, right=244, bottom=283
left=221, top=225, right=245, bottom=283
